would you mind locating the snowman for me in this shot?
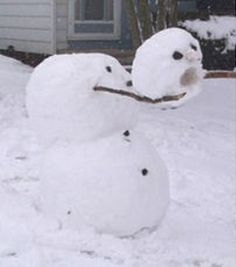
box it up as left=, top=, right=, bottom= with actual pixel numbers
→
left=26, top=28, right=203, bottom=237
left=26, top=53, right=137, bottom=148
left=26, top=53, right=169, bottom=237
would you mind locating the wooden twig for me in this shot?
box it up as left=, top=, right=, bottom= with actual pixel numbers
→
left=94, top=86, right=186, bottom=104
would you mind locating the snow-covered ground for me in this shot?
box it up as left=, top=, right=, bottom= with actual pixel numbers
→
left=0, top=55, right=235, bottom=267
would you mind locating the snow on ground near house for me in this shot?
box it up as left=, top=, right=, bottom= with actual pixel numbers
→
left=0, top=55, right=235, bottom=267
left=180, top=16, right=236, bottom=51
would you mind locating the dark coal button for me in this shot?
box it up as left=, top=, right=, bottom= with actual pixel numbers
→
left=141, top=168, right=148, bottom=176
left=126, top=80, right=133, bottom=87
left=123, top=130, right=130, bottom=137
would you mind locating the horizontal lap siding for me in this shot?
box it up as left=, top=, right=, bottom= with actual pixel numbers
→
left=0, top=17, right=51, bottom=29
left=0, top=39, right=52, bottom=54
left=0, top=1, right=54, bottom=54
left=0, top=0, right=49, bottom=3
left=0, top=28, right=51, bottom=42
left=0, top=4, right=51, bottom=16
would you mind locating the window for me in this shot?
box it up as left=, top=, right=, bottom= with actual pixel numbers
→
left=68, top=0, right=121, bottom=40
left=75, top=0, right=114, bottom=21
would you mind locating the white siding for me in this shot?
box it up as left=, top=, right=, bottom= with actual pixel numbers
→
left=0, top=0, right=54, bottom=54
left=55, top=0, right=68, bottom=51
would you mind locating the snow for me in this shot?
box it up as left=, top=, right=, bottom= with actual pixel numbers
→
left=0, top=55, right=235, bottom=266
left=26, top=53, right=137, bottom=148
left=132, top=28, right=204, bottom=107
left=0, top=55, right=31, bottom=127
left=180, top=16, right=236, bottom=51
left=40, top=131, right=169, bottom=237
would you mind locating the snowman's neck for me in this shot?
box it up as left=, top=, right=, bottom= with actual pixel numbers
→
left=93, top=86, right=186, bottom=104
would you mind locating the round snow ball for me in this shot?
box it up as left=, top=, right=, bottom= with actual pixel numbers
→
left=39, top=131, right=169, bottom=237
left=132, top=27, right=204, bottom=108
left=26, top=53, right=137, bottom=148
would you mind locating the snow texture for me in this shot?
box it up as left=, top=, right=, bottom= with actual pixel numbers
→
left=0, top=55, right=235, bottom=266
left=26, top=53, right=137, bottom=148
left=132, top=28, right=204, bottom=107
left=40, top=131, right=169, bottom=237
left=180, top=16, right=236, bottom=51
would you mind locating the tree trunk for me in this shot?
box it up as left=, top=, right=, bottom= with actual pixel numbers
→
left=157, top=0, right=178, bottom=31
left=168, top=0, right=178, bottom=27
left=125, top=0, right=154, bottom=45
left=157, top=0, right=167, bottom=31
left=139, top=0, right=153, bottom=40
left=125, top=0, right=142, bottom=48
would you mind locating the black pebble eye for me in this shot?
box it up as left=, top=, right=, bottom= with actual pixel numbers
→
left=106, top=66, right=112, bottom=73
left=190, top=44, right=197, bottom=51
left=126, top=80, right=133, bottom=87
left=141, top=168, right=148, bottom=176
left=172, top=51, right=183, bottom=60
left=123, top=130, right=130, bottom=137
left=67, top=210, right=71, bottom=215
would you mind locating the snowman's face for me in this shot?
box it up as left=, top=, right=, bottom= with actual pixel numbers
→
left=132, top=28, right=203, bottom=100
left=96, top=56, right=132, bottom=91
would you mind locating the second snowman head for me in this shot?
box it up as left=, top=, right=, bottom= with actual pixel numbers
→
left=132, top=27, right=204, bottom=108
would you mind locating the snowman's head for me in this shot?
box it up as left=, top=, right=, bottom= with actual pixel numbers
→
left=91, top=53, right=132, bottom=91
left=132, top=28, right=204, bottom=107
left=26, top=53, right=137, bottom=146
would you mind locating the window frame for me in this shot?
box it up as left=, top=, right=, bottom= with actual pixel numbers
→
left=68, top=0, right=122, bottom=40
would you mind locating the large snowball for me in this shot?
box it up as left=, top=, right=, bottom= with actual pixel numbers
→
left=26, top=53, right=137, bottom=148
left=39, top=131, right=169, bottom=237
left=132, top=27, right=204, bottom=108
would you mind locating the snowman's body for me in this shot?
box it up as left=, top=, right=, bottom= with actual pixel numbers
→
left=26, top=53, right=137, bottom=147
left=40, top=131, right=169, bottom=236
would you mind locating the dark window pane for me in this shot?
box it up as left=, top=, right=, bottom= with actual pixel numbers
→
left=85, top=0, right=104, bottom=20
left=74, top=0, right=114, bottom=21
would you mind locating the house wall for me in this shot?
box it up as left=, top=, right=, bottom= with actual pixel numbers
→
left=0, top=0, right=54, bottom=54
left=55, top=0, right=68, bottom=51
left=0, top=0, right=133, bottom=55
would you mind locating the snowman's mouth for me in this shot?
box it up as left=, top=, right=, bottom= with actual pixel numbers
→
left=94, top=86, right=186, bottom=104
left=180, top=67, right=199, bottom=87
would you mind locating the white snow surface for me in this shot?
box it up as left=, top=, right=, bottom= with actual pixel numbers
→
left=132, top=28, right=204, bottom=108
left=26, top=53, right=137, bottom=148
left=180, top=16, right=236, bottom=51
left=0, top=55, right=236, bottom=266
left=40, top=131, right=169, bottom=237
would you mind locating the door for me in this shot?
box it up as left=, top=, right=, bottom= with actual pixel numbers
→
left=68, top=0, right=121, bottom=40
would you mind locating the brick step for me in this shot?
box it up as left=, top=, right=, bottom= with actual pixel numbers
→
left=205, top=71, right=236, bottom=79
